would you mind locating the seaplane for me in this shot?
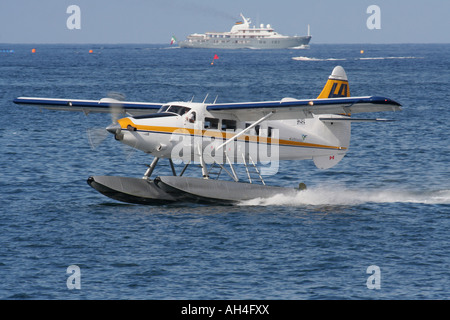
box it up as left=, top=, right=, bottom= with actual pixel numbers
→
left=13, top=66, right=401, bottom=204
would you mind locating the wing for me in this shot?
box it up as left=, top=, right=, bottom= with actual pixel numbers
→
left=13, top=97, right=163, bottom=116
left=206, top=96, right=402, bottom=121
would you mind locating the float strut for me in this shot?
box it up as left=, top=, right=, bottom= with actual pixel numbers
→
left=169, top=159, right=177, bottom=176
left=142, top=157, right=160, bottom=179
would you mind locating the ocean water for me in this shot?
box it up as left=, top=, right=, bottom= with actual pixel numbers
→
left=0, top=43, right=449, bottom=300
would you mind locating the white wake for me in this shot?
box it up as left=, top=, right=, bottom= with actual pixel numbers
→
left=240, top=186, right=450, bottom=206
left=292, top=56, right=422, bottom=62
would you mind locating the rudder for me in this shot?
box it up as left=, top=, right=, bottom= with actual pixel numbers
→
left=317, top=66, right=350, bottom=99
left=313, top=66, right=352, bottom=169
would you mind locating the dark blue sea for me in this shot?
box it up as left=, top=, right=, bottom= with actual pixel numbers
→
left=0, top=43, right=449, bottom=300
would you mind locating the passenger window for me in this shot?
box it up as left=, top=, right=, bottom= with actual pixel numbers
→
left=245, top=123, right=260, bottom=135
left=204, top=117, right=219, bottom=129
left=222, top=119, right=237, bottom=131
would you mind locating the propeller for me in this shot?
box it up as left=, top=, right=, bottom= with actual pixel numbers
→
left=86, top=92, right=139, bottom=161
left=86, top=92, right=126, bottom=150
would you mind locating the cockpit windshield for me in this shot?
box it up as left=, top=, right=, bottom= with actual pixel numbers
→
left=157, top=105, right=191, bottom=115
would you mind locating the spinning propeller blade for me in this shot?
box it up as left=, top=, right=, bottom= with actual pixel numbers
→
left=87, top=128, right=109, bottom=150
left=86, top=92, right=125, bottom=150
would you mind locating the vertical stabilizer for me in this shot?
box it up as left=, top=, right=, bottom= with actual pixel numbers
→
left=317, top=66, right=350, bottom=99
left=313, top=66, right=352, bottom=169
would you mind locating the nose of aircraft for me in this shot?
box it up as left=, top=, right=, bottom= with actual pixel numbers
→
left=106, top=123, right=122, bottom=134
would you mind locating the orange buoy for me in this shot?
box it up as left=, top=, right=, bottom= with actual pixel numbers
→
left=89, top=49, right=93, bottom=53
left=31, top=48, right=36, bottom=53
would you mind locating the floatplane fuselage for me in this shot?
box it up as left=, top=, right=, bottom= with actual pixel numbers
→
left=14, top=66, right=401, bottom=204
left=111, top=100, right=349, bottom=168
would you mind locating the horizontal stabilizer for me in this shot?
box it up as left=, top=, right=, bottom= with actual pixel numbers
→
left=320, top=117, right=395, bottom=123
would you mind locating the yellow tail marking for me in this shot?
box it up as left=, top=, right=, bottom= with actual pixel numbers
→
left=317, top=79, right=350, bottom=99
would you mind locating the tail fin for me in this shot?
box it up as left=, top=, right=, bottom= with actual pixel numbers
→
left=313, top=66, right=351, bottom=169
left=317, top=66, right=350, bottom=99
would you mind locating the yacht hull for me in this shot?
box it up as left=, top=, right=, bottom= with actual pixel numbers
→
left=179, top=36, right=311, bottom=49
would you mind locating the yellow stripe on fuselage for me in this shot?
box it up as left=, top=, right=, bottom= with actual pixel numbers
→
left=118, top=118, right=346, bottom=151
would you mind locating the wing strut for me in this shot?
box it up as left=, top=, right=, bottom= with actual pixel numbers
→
left=216, top=111, right=275, bottom=151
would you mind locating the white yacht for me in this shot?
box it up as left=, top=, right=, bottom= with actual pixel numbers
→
left=179, top=13, right=311, bottom=49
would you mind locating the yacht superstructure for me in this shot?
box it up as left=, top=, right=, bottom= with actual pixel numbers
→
left=179, top=13, right=311, bottom=49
